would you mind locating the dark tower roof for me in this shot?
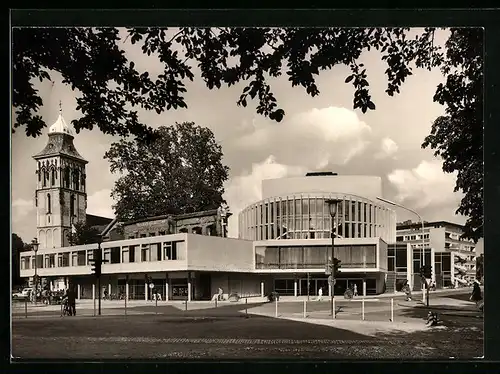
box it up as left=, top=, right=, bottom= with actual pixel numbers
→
left=32, top=111, right=87, bottom=163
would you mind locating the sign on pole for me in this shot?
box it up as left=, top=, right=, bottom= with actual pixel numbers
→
left=149, top=283, right=155, bottom=289
left=328, top=275, right=333, bottom=285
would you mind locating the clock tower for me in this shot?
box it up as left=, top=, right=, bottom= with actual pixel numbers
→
left=33, top=105, right=88, bottom=249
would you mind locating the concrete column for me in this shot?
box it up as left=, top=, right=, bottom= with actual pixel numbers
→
left=77, top=284, right=81, bottom=300
left=92, top=283, right=95, bottom=301
left=294, top=280, right=298, bottom=297
left=187, top=281, right=192, bottom=302
left=165, top=278, right=169, bottom=301
left=108, top=283, right=112, bottom=299
left=145, top=283, right=148, bottom=301
left=125, top=281, right=129, bottom=301
left=363, top=279, right=367, bottom=297
left=260, top=281, right=264, bottom=298
left=328, top=283, right=332, bottom=297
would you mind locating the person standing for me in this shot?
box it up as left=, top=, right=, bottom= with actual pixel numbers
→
left=317, top=287, right=323, bottom=301
left=470, top=280, right=482, bottom=305
left=66, top=286, right=77, bottom=316
left=353, top=284, right=358, bottom=297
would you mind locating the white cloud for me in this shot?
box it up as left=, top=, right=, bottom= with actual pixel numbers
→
left=86, top=189, right=115, bottom=219
left=235, top=106, right=372, bottom=169
left=387, top=160, right=461, bottom=210
left=224, top=156, right=306, bottom=238
left=375, top=137, right=399, bottom=159
left=12, top=198, right=34, bottom=223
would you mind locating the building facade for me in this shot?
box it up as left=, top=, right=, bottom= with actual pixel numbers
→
left=396, top=221, right=477, bottom=288
left=19, top=113, right=475, bottom=299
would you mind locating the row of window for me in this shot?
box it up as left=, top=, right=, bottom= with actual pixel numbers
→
left=252, top=222, right=381, bottom=240
left=39, top=166, right=85, bottom=191
left=255, top=245, right=377, bottom=270
left=396, top=234, right=430, bottom=241
left=20, top=241, right=183, bottom=270
left=240, top=195, right=395, bottom=241
left=36, top=193, right=79, bottom=217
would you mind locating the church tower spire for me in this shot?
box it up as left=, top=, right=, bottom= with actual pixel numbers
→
left=32, top=106, right=88, bottom=249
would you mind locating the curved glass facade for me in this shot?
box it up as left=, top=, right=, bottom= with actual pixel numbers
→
left=238, top=193, right=396, bottom=243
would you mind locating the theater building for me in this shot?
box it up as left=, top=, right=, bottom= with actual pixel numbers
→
left=19, top=108, right=474, bottom=300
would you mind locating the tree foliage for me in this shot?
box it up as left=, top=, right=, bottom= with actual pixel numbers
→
left=66, top=221, right=101, bottom=246
left=422, top=28, right=483, bottom=242
left=105, top=121, right=229, bottom=221
left=13, top=27, right=441, bottom=139
left=476, top=253, right=484, bottom=281
left=12, top=27, right=483, bottom=241
left=12, top=233, right=28, bottom=286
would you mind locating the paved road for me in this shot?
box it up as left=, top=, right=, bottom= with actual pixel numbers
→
left=12, top=300, right=483, bottom=359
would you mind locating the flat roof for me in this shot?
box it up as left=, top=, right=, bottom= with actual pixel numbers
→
left=396, top=220, right=465, bottom=231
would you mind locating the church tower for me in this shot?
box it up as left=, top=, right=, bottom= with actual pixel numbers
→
left=33, top=105, right=88, bottom=249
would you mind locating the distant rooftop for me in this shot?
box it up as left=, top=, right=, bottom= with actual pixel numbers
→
left=305, top=172, right=338, bottom=177
left=396, top=220, right=465, bottom=231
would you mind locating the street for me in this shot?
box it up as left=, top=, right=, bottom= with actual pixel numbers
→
left=12, top=295, right=483, bottom=359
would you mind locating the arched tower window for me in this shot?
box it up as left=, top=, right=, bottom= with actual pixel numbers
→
left=51, top=168, right=56, bottom=186
left=42, top=168, right=47, bottom=187
left=47, top=193, right=52, bottom=214
left=70, top=194, right=76, bottom=217
left=73, top=169, right=80, bottom=191
left=64, top=167, right=70, bottom=188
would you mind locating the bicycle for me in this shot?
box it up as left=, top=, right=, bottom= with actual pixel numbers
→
left=61, top=299, right=71, bottom=316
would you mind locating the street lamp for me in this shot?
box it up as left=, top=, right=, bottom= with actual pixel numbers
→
left=377, top=197, right=428, bottom=306
left=325, top=198, right=342, bottom=317
left=31, top=238, right=39, bottom=305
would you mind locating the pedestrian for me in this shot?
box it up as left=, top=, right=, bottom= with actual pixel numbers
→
left=317, top=287, right=323, bottom=301
left=353, top=284, right=358, bottom=297
left=65, top=286, right=77, bottom=316
left=470, top=280, right=482, bottom=305
left=218, top=287, right=224, bottom=301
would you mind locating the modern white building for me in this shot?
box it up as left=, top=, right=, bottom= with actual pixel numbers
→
left=396, top=221, right=477, bottom=288
left=18, top=109, right=474, bottom=301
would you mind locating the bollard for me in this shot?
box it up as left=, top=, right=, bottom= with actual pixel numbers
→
left=25, top=299, right=28, bottom=319
left=215, top=298, right=218, bottom=308
left=185, top=300, right=188, bottom=311
left=93, top=297, right=96, bottom=317
left=333, top=298, right=336, bottom=319
left=275, top=298, right=278, bottom=318
left=245, top=298, right=248, bottom=316
left=362, top=299, right=365, bottom=321
left=124, top=294, right=127, bottom=317
left=303, top=300, right=306, bottom=318
left=390, top=298, right=394, bottom=322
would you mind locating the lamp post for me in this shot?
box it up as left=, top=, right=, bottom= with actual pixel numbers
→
left=377, top=197, right=428, bottom=306
left=31, top=238, right=39, bottom=305
left=325, top=198, right=341, bottom=317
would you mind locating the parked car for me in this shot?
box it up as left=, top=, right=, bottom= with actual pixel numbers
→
left=12, top=288, right=32, bottom=300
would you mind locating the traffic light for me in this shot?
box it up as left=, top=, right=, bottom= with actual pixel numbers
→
left=332, top=258, right=342, bottom=278
left=419, top=264, right=432, bottom=279
left=90, top=248, right=102, bottom=278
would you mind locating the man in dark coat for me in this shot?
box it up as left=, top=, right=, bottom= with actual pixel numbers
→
left=65, top=286, right=77, bottom=316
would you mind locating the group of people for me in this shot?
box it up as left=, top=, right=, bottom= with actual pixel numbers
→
left=316, top=283, right=359, bottom=301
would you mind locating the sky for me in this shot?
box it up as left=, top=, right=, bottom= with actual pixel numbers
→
left=10, top=27, right=483, bottom=253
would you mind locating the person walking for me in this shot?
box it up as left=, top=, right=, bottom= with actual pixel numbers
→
left=65, top=286, right=77, bottom=316
left=470, top=280, right=482, bottom=304
left=353, top=284, right=358, bottom=297
left=317, top=287, right=323, bottom=301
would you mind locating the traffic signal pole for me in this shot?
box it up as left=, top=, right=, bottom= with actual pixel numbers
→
left=98, top=240, right=102, bottom=316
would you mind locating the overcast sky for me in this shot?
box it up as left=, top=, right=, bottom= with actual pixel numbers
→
left=11, top=27, right=483, bottom=253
